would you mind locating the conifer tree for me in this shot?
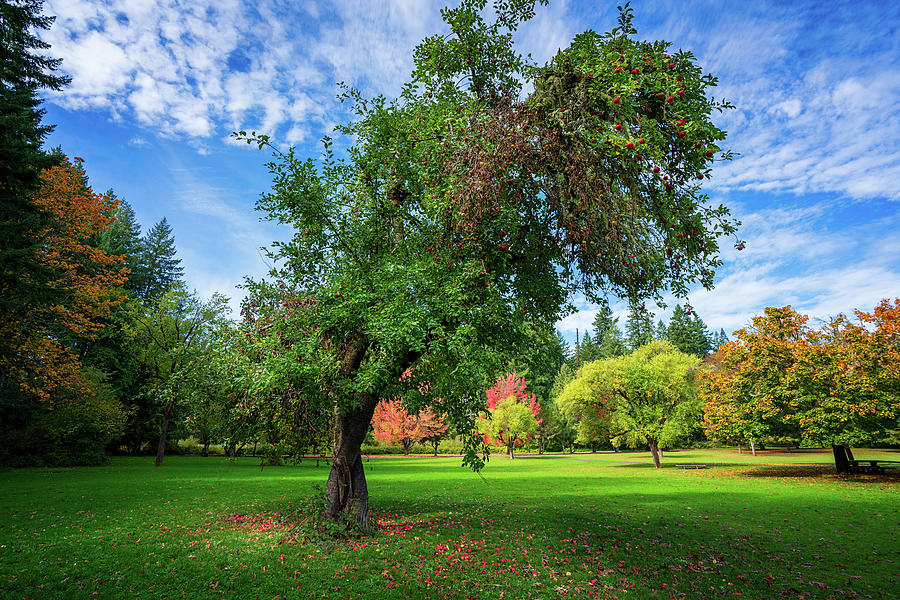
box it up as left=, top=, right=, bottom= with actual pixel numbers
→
left=592, top=300, right=627, bottom=358
left=579, top=332, right=603, bottom=364
left=134, top=218, right=183, bottom=301
left=0, top=0, right=71, bottom=396
left=98, top=194, right=143, bottom=293
left=711, top=327, right=729, bottom=349
left=625, top=304, right=654, bottom=351
left=655, top=319, right=668, bottom=341
left=667, top=303, right=713, bottom=357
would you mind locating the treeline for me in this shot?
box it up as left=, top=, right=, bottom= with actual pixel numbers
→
left=0, top=2, right=231, bottom=465
left=536, top=300, right=900, bottom=471
left=574, top=299, right=727, bottom=365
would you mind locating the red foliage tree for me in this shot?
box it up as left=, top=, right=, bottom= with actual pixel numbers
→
left=372, top=399, right=447, bottom=455
left=478, top=372, right=542, bottom=458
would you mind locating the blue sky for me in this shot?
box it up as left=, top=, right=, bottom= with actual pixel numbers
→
left=38, top=0, right=900, bottom=343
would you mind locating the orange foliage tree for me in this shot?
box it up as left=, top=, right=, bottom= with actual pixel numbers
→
left=371, top=398, right=447, bottom=455
left=699, top=301, right=900, bottom=472
left=0, top=157, right=127, bottom=403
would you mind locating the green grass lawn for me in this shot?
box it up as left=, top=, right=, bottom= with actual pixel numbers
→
left=1, top=449, right=897, bottom=599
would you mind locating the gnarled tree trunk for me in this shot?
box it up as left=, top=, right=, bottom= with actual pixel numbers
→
left=323, top=392, right=379, bottom=525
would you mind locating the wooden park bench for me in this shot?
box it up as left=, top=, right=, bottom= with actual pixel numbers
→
left=847, top=460, right=900, bottom=474
left=675, top=463, right=707, bottom=469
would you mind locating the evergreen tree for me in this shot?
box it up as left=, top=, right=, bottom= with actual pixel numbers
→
left=0, top=0, right=71, bottom=396
left=711, top=327, right=729, bottom=349
left=655, top=319, right=668, bottom=341
left=579, top=332, right=603, bottom=364
left=667, top=304, right=693, bottom=352
left=667, top=303, right=712, bottom=357
left=134, top=218, right=183, bottom=301
left=625, top=304, right=654, bottom=350
left=98, top=194, right=143, bottom=292
left=591, top=300, right=627, bottom=358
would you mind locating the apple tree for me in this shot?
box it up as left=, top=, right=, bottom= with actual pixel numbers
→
left=237, top=0, right=738, bottom=523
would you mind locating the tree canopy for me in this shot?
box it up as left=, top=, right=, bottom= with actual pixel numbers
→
left=699, top=301, right=900, bottom=472
left=559, top=340, right=701, bottom=467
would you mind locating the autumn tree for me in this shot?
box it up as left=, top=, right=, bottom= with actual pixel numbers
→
left=476, top=372, right=541, bottom=458
left=701, top=302, right=900, bottom=473
left=699, top=307, right=807, bottom=456
left=0, top=159, right=127, bottom=404
left=0, top=158, right=128, bottom=465
left=372, top=399, right=447, bottom=455
left=560, top=341, right=702, bottom=467
left=237, top=0, right=738, bottom=523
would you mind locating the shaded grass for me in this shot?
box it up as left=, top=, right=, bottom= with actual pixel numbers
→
left=0, top=449, right=897, bottom=599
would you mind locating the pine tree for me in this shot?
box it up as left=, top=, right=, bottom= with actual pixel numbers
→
left=579, top=332, right=602, bottom=363
left=712, top=327, right=729, bottom=349
left=134, top=218, right=183, bottom=300
left=592, top=300, right=627, bottom=358
left=667, top=304, right=692, bottom=352
left=667, top=303, right=713, bottom=357
left=625, top=304, right=654, bottom=351
left=97, top=195, right=143, bottom=295
left=688, top=309, right=713, bottom=357
left=655, top=319, right=668, bottom=341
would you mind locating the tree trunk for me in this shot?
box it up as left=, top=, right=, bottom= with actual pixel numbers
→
left=323, top=393, right=378, bottom=526
left=648, top=438, right=662, bottom=468
left=403, top=439, right=412, bottom=455
left=154, top=400, right=175, bottom=467
left=832, top=444, right=852, bottom=474
left=507, top=441, right=515, bottom=459
left=750, top=440, right=756, bottom=457
left=737, top=443, right=742, bottom=454
left=202, top=441, right=209, bottom=457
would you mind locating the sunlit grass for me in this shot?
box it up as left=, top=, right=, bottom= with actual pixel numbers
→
left=1, top=449, right=897, bottom=599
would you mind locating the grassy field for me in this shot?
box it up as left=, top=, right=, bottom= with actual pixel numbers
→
left=1, top=449, right=898, bottom=599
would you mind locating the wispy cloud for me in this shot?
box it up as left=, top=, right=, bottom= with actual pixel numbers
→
left=39, top=0, right=900, bottom=341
